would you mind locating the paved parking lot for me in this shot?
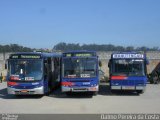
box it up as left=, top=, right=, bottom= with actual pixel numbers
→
left=0, top=82, right=160, bottom=114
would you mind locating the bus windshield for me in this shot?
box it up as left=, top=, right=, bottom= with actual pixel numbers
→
left=112, top=59, right=145, bottom=76
left=62, top=58, right=97, bottom=78
left=8, top=59, right=43, bottom=81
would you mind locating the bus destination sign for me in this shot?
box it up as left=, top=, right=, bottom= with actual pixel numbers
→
left=64, top=53, right=96, bottom=57
left=10, top=54, right=41, bottom=59
left=113, top=54, right=144, bottom=59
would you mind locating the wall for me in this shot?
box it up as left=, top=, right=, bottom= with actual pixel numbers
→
left=0, top=52, right=160, bottom=77
left=97, top=51, right=160, bottom=77
left=0, top=52, right=12, bottom=76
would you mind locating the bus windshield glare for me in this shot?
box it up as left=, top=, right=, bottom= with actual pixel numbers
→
left=8, top=59, right=43, bottom=81
left=62, top=58, right=97, bottom=78
left=112, top=59, right=145, bottom=76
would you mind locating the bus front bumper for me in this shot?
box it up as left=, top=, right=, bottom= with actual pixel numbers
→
left=111, top=86, right=145, bottom=90
left=7, top=86, right=44, bottom=95
left=62, top=86, right=99, bottom=92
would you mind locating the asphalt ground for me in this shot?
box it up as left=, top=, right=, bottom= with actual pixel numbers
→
left=0, top=82, right=160, bottom=114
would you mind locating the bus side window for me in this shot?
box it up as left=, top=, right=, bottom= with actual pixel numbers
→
left=54, top=58, right=59, bottom=74
left=47, top=58, right=52, bottom=73
left=5, top=60, right=8, bottom=69
left=53, top=58, right=60, bottom=75
left=44, top=59, right=48, bottom=78
left=51, top=58, right=54, bottom=72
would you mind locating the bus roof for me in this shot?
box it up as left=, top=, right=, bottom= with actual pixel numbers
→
left=63, top=50, right=96, bottom=54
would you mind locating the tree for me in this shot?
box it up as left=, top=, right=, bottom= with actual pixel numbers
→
left=126, top=46, right=134, bottom=51
left=0, top=44, right=33, bottom=53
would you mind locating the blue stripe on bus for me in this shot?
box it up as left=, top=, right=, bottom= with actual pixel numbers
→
left=8, top=81, right=43, bottom=89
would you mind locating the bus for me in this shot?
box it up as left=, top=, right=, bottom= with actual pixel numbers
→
left=108, top=52, right=148, bottom=94
left=61, top=51, right=99, bottom=95
left=6, top=52, right=61, bottom=95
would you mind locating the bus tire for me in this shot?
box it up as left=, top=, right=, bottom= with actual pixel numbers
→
left=45, top=92, right=50, bottom=96
left=110, top=90, right=116, bottom=93
left=137, top=90, right=144, bottom=94
left=93, top=91, right=98, bottom=96
left=66, top=92, right=72, bottom=96
left=150, top=80, right=154, bottom=84
left=45, top=87, right=51, bottom=96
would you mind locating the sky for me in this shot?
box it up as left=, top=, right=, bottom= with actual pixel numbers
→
left=0, top=0, right=160, bottom=49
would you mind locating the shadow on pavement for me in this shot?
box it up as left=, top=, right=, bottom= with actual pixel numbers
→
left=0, top=84, right=139, bottom=99
left=0, top=87, right=93, bottom=99
left=50, top=84, right=139, bottom=98
left=49, top=88, right=93, bottom=99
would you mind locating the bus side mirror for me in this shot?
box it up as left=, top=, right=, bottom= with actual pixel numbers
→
left=99, top=61, right=102, bottom=67
left=108, top=60, right=111, bottom=68
left=5, top=60, right=8, bottom=69
left=44, top=63, right=48, bottom=79
left=5, top=64, right=7, bottom=69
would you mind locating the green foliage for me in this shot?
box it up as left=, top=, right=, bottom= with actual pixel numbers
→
left=1, top=43, right=159, bottom=53
left=0, top=44, right=33, bottom=53
left=53, top=42, right=159, bottom=52
left=53, top=42, right=82, bottom=51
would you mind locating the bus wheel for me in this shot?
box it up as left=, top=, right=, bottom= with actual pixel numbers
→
left=66, top=92, right=72, bottom=96
left=137, top=90, right=144, bottom=94
left=15, top=95, right=21, bottom=98
left=93, top=91, right=98, bottom=96
left=45, top=87, right=51, bottom=96
left=157, top=79, right=160, bottom=84
left=150, top=79, right=154, bottom=84
left=110, top=90, right=116, bottom=93
left=45, top=92, right=50, bottom=96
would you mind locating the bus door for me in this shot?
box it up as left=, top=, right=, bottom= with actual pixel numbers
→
left=43, top=58, right=52, bottom=94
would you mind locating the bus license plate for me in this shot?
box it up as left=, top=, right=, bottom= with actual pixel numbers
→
left=21, top=90, right=28, bottom=93
left=122, top=86, right=134, bottom=90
